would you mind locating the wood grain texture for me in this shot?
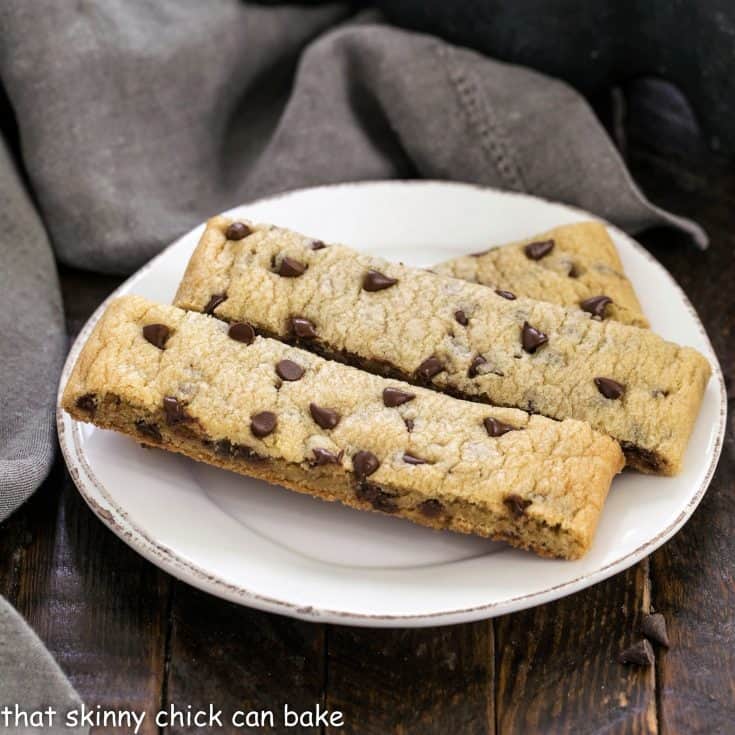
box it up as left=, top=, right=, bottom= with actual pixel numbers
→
left=325, top=622, right=494, bottom=735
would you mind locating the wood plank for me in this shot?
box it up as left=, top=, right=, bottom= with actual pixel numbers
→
left=325, top=621, right=494, bottom=735
left=163, top=583, right=325, bottom=734
left=495, top=561, right=656, bottom=734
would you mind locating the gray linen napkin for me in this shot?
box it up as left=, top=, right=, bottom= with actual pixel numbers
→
left=0, top=0, right=705, bottom=725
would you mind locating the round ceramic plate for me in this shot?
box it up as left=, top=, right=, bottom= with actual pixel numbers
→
left=58, top=181, right=726, bottom=627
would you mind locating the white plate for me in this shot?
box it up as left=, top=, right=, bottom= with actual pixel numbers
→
left=57, top=181, right=726, bottom=627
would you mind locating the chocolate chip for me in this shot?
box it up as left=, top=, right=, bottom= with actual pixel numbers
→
left=416, top=356, right=445, bottom=381
left=353, top=450, right=380, bottom=478
left=567, top=263, right=580, bottom=278
left=595, top=377, right=625, bottom=400
left=203, top=293, right=227, bottom=315
left=618, top=640, right=655, bottom=666
left=275, top=359, right=304, bottom=381
left=311, top=447, right=343, bottom=466
left=404, top=418, right=415, bottom=433
left=250, top=411, right=277, bottom=438
left=291, top=316, right=317, bottom=339
left=311, top=240, right=326, bottom=250
left=418, top=499, right=444, bottom=518
left=580, top=295, right=613, bottom=319
left=142, top=324, right=170, bottom=349
left=211, top=439, right=264, bottom=462
left=225, top=222, right=251, bottom=240
left=468, top=354, right=487, bottom=378
left=640, top=613, right=670, bottom=648
left=356, top=482, right=397, bottom=513
left=470, top=248, right=490, bottom=257
left=363, top=269, right=398, bottom=292
left=484, top=417, right=516, bottom=437
left=277, top=256, right=307, bottom=277
left=135, top=420, right=162, bottom=442
left=403, top=452, right=429, bottom=465
left=652, top=388, right=669, bottom=398
left=383, top=387, right=415, bottom=407
left=228, top=322, right=255, bottom=344
left=495, top=289, right=517, bottom=300
left=163, top=396, right=189, bottom=425
left=521, top=321, right=548, bottom=353
left=503, top=493, right=532, bottom=518
left=309, top=403, right=341, bottom=429
left=75, top=393, right=96, bottom=413
left=454, top=309, right=469, bottom=326
left=524, top=239, right=554, bottom=260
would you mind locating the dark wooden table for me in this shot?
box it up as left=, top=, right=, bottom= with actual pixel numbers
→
left=1, top=82, right=733, bottom=734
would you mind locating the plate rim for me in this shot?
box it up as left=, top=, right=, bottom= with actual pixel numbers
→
left=56, top=180, right=727, bottom=627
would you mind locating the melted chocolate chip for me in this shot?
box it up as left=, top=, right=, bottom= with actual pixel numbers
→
left=356, top=482, right=397, bottom=513
left=203, top=293, right=227, bottom=315
left=135, top=420, right=162, bottom=442
left=524, top=239, right=555, bottom=260
left=595, top=377, right=625, bottom=400
left=620, top=442, right=661, bottom=473
left=352, top=450, right=380, bottom=478
left=211, top=439, right=263, bottom=462
left=311, top=447, right=343, bottom=466
left=142, top=324, right=170, bottom=349
left=521, top=321, right=548, bottom=353
left=580, top=295, right=613, bottom=319
left=504, top=493, right=532, bottom=518
left=250, top=411, right=277, bottom=438
left=618, top=640, right=655, bottom=667
left=225, top=222, right=251, bottom=240
left=418, top=499, right=444, bottom=518
left=495, top=289, right=517, bottom=300
left=416, top=356, right=445, bottom=381
left=403, top=452, right=429, bottom=465
left=404, top=418, right=415, bottom=433
left=311, top=240, right=326, bottom=250
left=468, top=354, right=487, bottom=378
left=277, top=256, right=307, bottom=277
left=454, top=309, right=469, bottom=326
left=275, top=359, right=304, bottom=381
left=163, top=396, right=189, bottom=425
left=75, top=393, right=96, bottom=413
left=640, top=613, right=670, bottom=648
left=484, top=417, right=516, bottom=437
left=363, top=269, right=398, bottom=292
left=291, top=316, right=317, bottom=339
left=309, top=403, right=341, bottom=430
left=383, top=387, right=415, bottom=407
left=228, top=322, right=256, bottom=344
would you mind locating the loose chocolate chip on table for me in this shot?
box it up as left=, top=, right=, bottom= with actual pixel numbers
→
left=251, top=411, right=277, bottom=438
left=454, top=309, right=469, bottom=326
left=640, top=613, right=670, bottom=648
left=135, top=420, right=162, bottom=442
left=416, top=356, right=445, bottom=381
left=353, top=450, right=380, bottom=478
left=75, top=393, right=96, bottom=413
left=203, top=293, right=227, bottom=315
left=404, top=418, right=415, bottom=433
left=495, top=289, right=517, bottom=300
left=311, top=447, right=343, bottom=466
left=383, top=387, right=415, bottom=407
left=142, top=323, right=170, bottom=349
left=363, top=269, right=399, bottom=292
left=277, top=256, right=307, bottom=277
left=418, top=499, right=444, bottom=518
left=291, top=316, right=317, bottom=339
left=311, top=240, right=326, bottom=250
left=403, top=452, right=429, bottom=465
left=228, top=322, right=256, bottom=344
left=580, top=294, right=613, bottom=319
left=484, top=416, right=516, bottom=437
left=595, top=377, right=625, bottom=400
left=225, top=222, right=251, bottom=240
left=163, top=396, right=189, bottom=425
left=468, top=354, right=487, bottom=378
left=275, top=359, right=305, bottom=381
left=309, top=403, right=341, bottom=430
left=503, top=493, right=532, bottom=518
left=618, top=640, right=655, bottom=666
left=524, top=239, right=555, bottom=260
left=521, top=321, right=548, bottom=353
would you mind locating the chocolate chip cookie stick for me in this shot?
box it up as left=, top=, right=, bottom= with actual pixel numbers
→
left=62, top=296, right=624, bottom=560
left=432, top=221, right=649, bottom=327
left=175, top=217, right=711, bottom=475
